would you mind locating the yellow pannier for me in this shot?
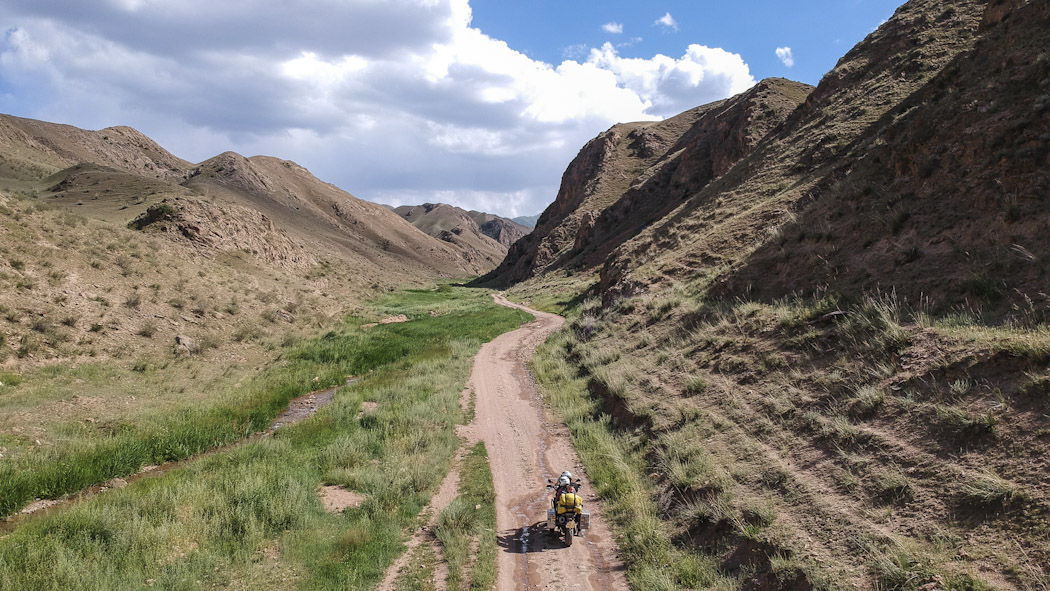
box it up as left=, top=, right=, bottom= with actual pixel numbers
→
left=556, top=492, right=582, bottom=515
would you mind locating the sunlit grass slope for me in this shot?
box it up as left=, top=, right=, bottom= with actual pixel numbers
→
left=0, top=286, right=530, bottom=590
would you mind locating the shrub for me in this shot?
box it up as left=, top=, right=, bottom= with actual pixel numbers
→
left=125, top=293, right=142, bottom=309
left=17, top=334, right=39, bottom=358
left=684, top=376, right=708, bottom=396
left=136, top=321, right=158, bottom=338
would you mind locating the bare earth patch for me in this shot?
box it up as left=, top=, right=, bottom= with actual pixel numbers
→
left=362, top=314, right=411, bottom=329
left=317, top=485, right=365, bottom=513
left=356, top=401, right=379, bottom=420
left=19, top=499, right=59, bottom=515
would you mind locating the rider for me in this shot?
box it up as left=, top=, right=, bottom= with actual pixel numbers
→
left=553, top=471, right=581, bottom=502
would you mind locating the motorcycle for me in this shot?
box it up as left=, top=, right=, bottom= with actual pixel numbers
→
left=545, top=478, right=590, bottom=546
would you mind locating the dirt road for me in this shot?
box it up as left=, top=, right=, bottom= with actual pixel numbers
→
left=458, top=294, right=629, bottom=591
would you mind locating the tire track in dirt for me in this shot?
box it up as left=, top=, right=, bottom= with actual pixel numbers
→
left=455, top=294, right=629, bottom=591
left=376, top=459, right=461, bottom=591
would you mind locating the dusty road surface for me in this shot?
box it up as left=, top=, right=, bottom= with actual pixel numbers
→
left=458, top=294, right=630, bottom=591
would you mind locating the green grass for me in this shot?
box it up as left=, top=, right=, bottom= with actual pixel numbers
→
left=0, top=288, right=528, bottom=519
left=532, top=330, right=737, bottom=591
left=434, top=443, right=497, bottom=590
left=0, top=286, right=530, bottom=591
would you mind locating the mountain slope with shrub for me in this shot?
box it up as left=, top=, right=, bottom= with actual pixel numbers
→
left=0, top=113, right=485, bottom=374
left=484, top=78, right=812, bottom=286
left=509, top=0, right=1050, bottom=589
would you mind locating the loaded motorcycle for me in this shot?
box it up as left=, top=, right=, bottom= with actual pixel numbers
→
left=545, top=478, right=590, bottom=546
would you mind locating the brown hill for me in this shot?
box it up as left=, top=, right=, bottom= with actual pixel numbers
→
left=402, top=203, right=505, bottom=269
left=393, top=202, right=521, bottom=270
left=0, top=113, right=484, bottom=370
left=507, top=0, right=1050, bottom=589
left=183, top=153, right=483, bottom=277
left=0, top=114, right=189, bottom=183
left=485, top=78, right=812, bottom=286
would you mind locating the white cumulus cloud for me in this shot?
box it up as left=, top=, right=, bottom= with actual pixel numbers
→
left=0, top=0, right=755, bottom=217
left=655, top=12, right=678, bottom=31
left=602, top=22, right=623, bottom=34
left=776, top=46, right=794, bottom=67
left=587, top=43, right=754, bottom=116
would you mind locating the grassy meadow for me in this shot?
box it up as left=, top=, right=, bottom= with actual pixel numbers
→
left=392, top=442, right=498, bottom=591
left=0, top=286, right=529, bottom=590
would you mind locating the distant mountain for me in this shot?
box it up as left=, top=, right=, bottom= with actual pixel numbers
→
left=511, top=214, right=539, bottom=229
left=393, top=203, right=530, bottom=269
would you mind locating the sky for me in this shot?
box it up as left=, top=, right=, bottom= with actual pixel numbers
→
left=0, top=0, right=902, bottom=218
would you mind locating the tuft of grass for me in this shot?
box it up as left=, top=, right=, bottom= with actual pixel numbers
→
left=874, top=467, right=912, bottom=502
left=0, top=371, right=22, bottom=387
left=934, top=405, right=997, bottom=437
left=851, top=384, right=886, bottom=416
left=684, top=375, right=708, bottom=396
left=870, top=544, right=937, bottom=591
left=958, top=471, right=1026, bottom=507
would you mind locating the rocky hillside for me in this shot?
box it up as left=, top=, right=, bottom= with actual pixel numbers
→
left=393, top=202, right=529, bottom=270
left=470, top=211, right=530, bottom=248
left=509, top=0, right=1050, bottom=589
left=599, top=0, right=1040, bottom=319
left=484, top=78, right=812, bottom=286
left=717, top=0, right=1050, bottom=319
left=0, top=114, right=484, bottom=368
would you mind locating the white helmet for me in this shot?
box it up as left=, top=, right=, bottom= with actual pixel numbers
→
left=560, top=471, right=572, bottom=480
left=558, top=475, right=570, bottom=486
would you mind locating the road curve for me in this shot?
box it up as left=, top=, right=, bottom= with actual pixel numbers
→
left=458, top=294, right=629, bottom=591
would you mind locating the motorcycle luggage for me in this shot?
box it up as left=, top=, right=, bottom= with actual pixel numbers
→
left=579, top=509, right=590, bottom=530
left=556, top=492, right=582, bottom=514
left=546, top=508, right=556, bottom=530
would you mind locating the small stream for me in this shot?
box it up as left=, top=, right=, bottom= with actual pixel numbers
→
left=0, top=377, right=354, bottom=534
